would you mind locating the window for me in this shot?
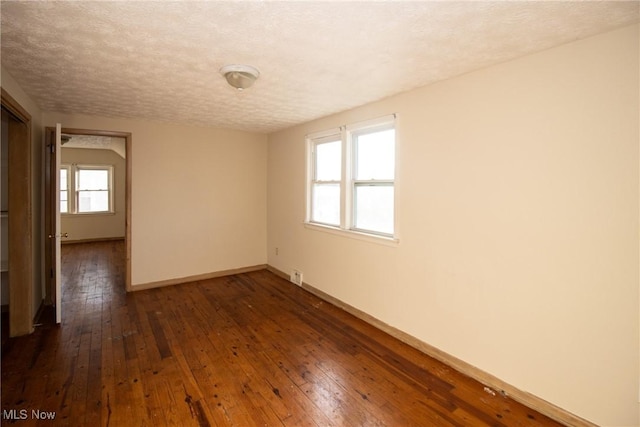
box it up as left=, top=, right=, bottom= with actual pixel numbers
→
left=59, top=166, right=69, bottom=213
left=351, top=124, right=395, bottom=235
left=76, top=166, right=111, bottom=213
left=306, top=115, right=396, bottom=239
left=310, top=133, right=342, bottom=226
left=61, top=164, right=114, bottom=214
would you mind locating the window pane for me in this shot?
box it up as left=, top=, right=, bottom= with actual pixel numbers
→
left=354, top=185, right=394, bottom=235
left=78, top=190, right=109, bottom=212
left=60, top=169, right=68, bottom=189
left=78, top=169, right=109, bottom=190
left=60, top=190, right=68, bottom=213
left=315, top=140, right=341, bottom=181
left=60, top=168, right=68, bottom=213
left=355, top=128, right=395, bottom=180
left=312, top=183, right=340, bottom=225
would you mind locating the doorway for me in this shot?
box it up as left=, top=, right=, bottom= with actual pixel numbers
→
left=44, top=127, right=131, bottom=320
left=1, top=89, right=34, bottom=337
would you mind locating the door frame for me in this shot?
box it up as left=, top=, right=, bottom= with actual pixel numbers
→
left=44, top=127, right=132, bottom=306
left=1, top=88, right=34, bottom=336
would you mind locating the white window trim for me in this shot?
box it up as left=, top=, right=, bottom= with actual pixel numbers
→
left=305, top=114, right=399, bottom=243
left=62, top=164, right=115, bottom=215
left=304, top=221, right=399, bottom=246
left=306, top=128, right=343, bottom=227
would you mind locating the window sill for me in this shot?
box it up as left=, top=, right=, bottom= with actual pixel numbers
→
left=62, top=212, right=116, bottom=217
left=304, top=222, right=399, bottom=247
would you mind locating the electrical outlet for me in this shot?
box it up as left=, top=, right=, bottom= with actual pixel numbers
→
left=275, top=247, right=279, bottom=255
left=290, top=269, right=303, bottom=286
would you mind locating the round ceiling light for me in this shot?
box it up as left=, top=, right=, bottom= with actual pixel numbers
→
left=220, top=64, right=260, bottom=91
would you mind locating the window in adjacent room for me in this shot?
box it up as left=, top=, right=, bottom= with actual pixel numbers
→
left=61, top=164, right=114, bottom=214
left=76, top=166, right=112, bottom=213
left=306, top=114, right=396, bottom=239
left=59, top=165, right=70, bottom=214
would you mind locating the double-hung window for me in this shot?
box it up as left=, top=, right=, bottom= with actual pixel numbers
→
left=350, top=121, right=395, bottom=235
left=76, top=166, right=112, bottom=213
left=309, top=131, right=342, bottom=226
left=306, top=114, right=396, bottom=239
left=61, top=164, right=114, bottom=214
left=59, top=165, right=70, bottom=214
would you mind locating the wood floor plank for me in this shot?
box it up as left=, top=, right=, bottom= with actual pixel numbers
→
left=100, top=299, right=116, bottom=427
left=1, top=241, right=567, bottom=426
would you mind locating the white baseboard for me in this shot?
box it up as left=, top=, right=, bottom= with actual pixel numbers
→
left=132, top=264, right=267, bottom=291
left=266, top=265, right=596, bottom=427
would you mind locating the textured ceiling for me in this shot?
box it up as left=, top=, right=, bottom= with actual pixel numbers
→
left=62, top=134, right=127, bottom=159
left=1, top=1, right=638, bottom=134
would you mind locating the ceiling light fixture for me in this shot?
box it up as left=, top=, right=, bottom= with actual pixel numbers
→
left=220, top=64, right=260, bottom=91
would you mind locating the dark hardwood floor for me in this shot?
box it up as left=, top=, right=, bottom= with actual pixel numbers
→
left=1, top=241, right=564, bottom=426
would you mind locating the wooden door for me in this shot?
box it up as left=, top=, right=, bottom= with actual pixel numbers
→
left=1, top=89, right=33, bottom=336
left=44, top=125, right=63, bottom=323
left=53, top=124, right=62, bottom=323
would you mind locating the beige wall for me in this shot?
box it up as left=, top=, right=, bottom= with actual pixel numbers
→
left=1, top=67, right=45, bottom=318
left=43, top=112, right=268, bottom=287
left=60, top=147, right=126, bottom=242
left=2, top=22, right=638, bottom=426
left=267, top=25, right=639, bottom=426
